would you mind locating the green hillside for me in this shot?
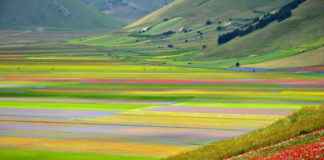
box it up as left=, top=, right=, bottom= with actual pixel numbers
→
left=201, top=0, right=324, bottom=59
left=81, top=0, right=175, bottom=22
left=65, top=0, right=323, bottom=69
left=0, top=0, right=126, bottom=31
left=126, top=0, right=291, bottom=29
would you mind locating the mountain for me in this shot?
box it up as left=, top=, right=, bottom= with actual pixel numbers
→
left=0, top=0, right=126, bottom=31
left=121, top=0, right=323, bottom=62
left=66, top=0, right=323, bottom=69
left=81, top=0, right=175, bottom=22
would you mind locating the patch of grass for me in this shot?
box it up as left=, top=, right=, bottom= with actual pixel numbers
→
left=139, top=18, right=183, bottom=35
left=88, top=36, right=137, bottom=47
left=203, top=49, right=302, bottom=68
left=114, top=40, right=151, bottom=47
left=244, top=47, right=324, bottom=69
left=66, top=34, right=112, bottom=44
left=0, top=101, right=149, bottom=111
left=175, top=102, right=308, bottom=110
left=239, top=49, right=302, bottom=65
left=0, top=149, right=159, bottom=160
left=0, top=92, right=192, bottom=102
left=166, top=106, right=324, bottom=160
left=155, top=51, right=195, bottom=59
left=0, top=81, right=291, bottom=90
left=0, top=64, right=222, bottom=73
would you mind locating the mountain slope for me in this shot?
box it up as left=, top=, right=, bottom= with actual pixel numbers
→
left=81, top=0, right=175, bottom=22
left=67, top=0, right=323, bottom=69
left=121, top=0, right=323, bottom=61
left=200, top=0, right=324, bottom=59
left=126, top=0, right=292, bottom=29
left=243, top=47, right=324, bottom=69
left=0, top=0, right=126, bottom=30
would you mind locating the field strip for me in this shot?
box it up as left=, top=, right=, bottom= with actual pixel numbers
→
left=0, top=148, right=160, bottom=160
left=190, top=99, right=324, bottom=104
left=0, top=97, right=174, bottom=105
left=80, top=114, right=273, bottom=128
left=0, top=121, right=249, bottom=146
left=0, top=101, right=152, bottom=111
left=173, top=102, right=317, bottom=109
left=0, top=120, right=253, bottom=131
left=0, top=108, right=120, bottom=118
left=143, top=106, right=297, bottom=115
left=1, top=78, right=324, bottom=85
left=0, top=136, right=195, bottom=158
left=118, top=111, right=283, bottom=120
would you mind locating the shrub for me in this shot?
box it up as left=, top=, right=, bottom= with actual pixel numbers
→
left=206, top=20, right=212, bottom=25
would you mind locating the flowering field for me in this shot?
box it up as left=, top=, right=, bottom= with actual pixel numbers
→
left=227, top=128, right=324, bottom=160
left=0, top=50, right=323, bottom=159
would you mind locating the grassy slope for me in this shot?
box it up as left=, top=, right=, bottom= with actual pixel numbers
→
left=139, top=17, right=183, bottom=35
left=117, top=0, right=323, bottom=69
left=82, top=0, right=175, bottom=23
left=166, top=106, right=324, bottom=160
left=126, top=0, right=291, bottom=29
left=201, top=0, right=324, bottom=59
left=0, top=0, right=126, bottom=30
left=244, top=46, right=324, bottom=69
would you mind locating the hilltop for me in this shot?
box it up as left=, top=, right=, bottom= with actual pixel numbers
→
left=0, top=0, right=126, bottom=31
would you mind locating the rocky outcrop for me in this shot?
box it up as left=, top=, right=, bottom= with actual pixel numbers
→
left=48, top=0, right=71, bottom=16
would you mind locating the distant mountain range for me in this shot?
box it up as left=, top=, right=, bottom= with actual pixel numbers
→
left=0, top=0, right=174, bottom=31
left=0, top=0, right=127, bottom=31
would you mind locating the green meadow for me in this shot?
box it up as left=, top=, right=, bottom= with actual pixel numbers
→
left=0, top=149, right=159, bottom=160
left=0, top=101, right=150, bottom=111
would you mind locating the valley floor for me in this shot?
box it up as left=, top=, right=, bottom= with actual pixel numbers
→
left=0, top=44, right=323, bottom=159
left=0, top=26, right=323, bottom=159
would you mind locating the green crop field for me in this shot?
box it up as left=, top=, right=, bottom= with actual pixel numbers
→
left=0, top=45, right=322, bottom=159
left=66, top=34, right=112, bottom=44
left=0, top=149, right=159, bottom=160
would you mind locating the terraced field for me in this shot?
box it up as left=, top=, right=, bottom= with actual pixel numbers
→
left=0, top=48, right=323, bottom=159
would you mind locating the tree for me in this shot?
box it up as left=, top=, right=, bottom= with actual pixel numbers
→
left=162, top=31, right=175, bottom=36
left=217, top=0, right=306, bottom=45
left=236, top=62, right=240, bottom=67
left=216, top=26, right=224, bottom=31
left=206, top=20, right=212, bottom=25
